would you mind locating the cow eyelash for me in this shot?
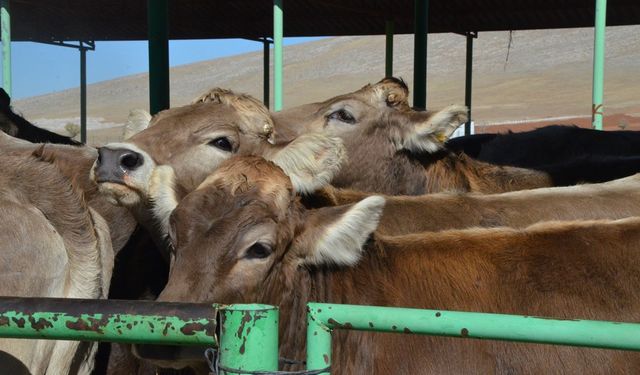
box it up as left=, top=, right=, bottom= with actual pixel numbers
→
left=327, top=109, right=356, bottom=124
left=208, top=137, right=233, bottom=152
left=244, top=243, right=273, bottom=259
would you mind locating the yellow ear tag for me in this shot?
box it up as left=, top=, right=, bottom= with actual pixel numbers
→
left=435, top=132, right=448, bottom=143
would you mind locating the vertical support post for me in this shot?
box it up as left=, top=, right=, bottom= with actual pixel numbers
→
left=147, top=0, right=170, bottom=115
left=263, top=39, right=270, bottom=109
left=385, top=20, right=394, bottom=78
left=273, top=0, right=283, bottom=111
left=307, top=309, right=332, bottom=374
left=413, top=0, right=428, bottom=110
left=80, top=47, right=87, bottom=144
left=219, top=304, right=278, bottom=375
left=1, top=0, right=11, bottom=96
left=464, top=32, right=475, bottom=136
left=592, top=0, right=607, bottom=130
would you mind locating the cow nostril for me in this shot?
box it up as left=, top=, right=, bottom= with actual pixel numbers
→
left=119, top=152, right=143, bottom=170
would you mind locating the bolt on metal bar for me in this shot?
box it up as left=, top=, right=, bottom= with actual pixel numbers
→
left=219, top=304, right=278, bottom=375
left=1, top=0, right=10, bottom=96
left=592, top=0, right=607, bottom=130
left=306, top=303, right=640, bottom=374
left=273, top=0, right=283, bottom=112
left=0, top=297, right=217, bottom=346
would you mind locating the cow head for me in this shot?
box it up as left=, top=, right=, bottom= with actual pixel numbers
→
left=274, top=78, right=467, bottom=194
left=92, top=88, right=344, bottom=210
left=133, top=156, right=384, bottom=369
left=327, top=103, right=467, bottom=194
left=272, top=77, right=412, bottom=141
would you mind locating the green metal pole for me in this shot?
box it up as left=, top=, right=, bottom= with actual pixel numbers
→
left=219, top=304, right=278, bottom=375
left=413, top=0, right=428, bottom=110
left=1, top=0, right=11, bottom=97
left=592, top=0, right=607, bottom=130
left=263, top=39, right=270, bottom=109
left=385, top=20, right=394, bottom=78
left=307, top=306, right=332, bottom=374
left=147, top=0, right=170, bottom=115
left=0, top=297, right=217, bottom=346
left=273, top=0, right=283, bottom=111
left=464, top=33, right=474, bottom=136
left=80, top=47, right=87, bottom=144
left=306, top=303, right=640, bottom=366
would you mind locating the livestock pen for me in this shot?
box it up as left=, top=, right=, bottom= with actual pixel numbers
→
left=0, top=297, right=639, bottom=374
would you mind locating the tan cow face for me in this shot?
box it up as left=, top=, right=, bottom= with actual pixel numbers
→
left=92, top=89, right=343, bottom=211
left=152, top=157, right=385, bottom=306
left=272, top=77, right=412, bottom=141
left=274, top=78, right=467, bottom=194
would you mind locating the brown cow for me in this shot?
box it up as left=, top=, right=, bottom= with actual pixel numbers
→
left=273, top=78, right=552, bottom=195
left=0, top=148, right=113, bottom=374
left=93, top=88, right=344, bottom=248
left=138, top=156, right=640, bottom=374
left=304, top=173, right=640, bottom=235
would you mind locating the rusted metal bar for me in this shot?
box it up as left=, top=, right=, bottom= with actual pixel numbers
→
left=219, top=304, right=279, bottom=374
left=306, top=303, right=640, bottom=374
left=0, top=297, right=217, bottom=346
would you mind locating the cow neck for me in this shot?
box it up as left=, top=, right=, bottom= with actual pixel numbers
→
left=32, top=144, right=138, bottom=254
left=256, top=237, right=395, bottom=363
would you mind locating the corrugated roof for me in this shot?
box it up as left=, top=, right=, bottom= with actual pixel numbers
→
left=9, top=0, right=640, bottom=42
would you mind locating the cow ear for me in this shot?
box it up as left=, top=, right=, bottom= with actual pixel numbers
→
left=269, top=133, right=346, bottom=194
left=123, top=109, right=152, bottom=139
left=148, top=165, right=179, bottom=238
left=291, top=196, right=385, bottom=267
left=401, top=105, right=467, bottom=153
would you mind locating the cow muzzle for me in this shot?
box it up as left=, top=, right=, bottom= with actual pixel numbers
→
left=94, top=147, right=144, bottom=184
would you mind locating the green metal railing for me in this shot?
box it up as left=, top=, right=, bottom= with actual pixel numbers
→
left=591, top=0, right=607, bottom=130
left=306, top=303, right=640, bottom=374
left=2, top=298, right=640, bottom=374
left=273, top=0, right=283, bottom=112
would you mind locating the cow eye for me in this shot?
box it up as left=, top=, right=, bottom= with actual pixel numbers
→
left=245, top=243, right=273, bottom=259
left=208, top=137, right=233, bottom=152
left=328, top=109, right=356, bottom=124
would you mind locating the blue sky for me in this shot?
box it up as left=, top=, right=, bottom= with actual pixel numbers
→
left=4, top=37, right=322, bottom=100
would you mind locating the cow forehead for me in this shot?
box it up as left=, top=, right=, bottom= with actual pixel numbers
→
left=132, top=103, right=272, bottom=145
left=197, top=157, right=293, bottom=207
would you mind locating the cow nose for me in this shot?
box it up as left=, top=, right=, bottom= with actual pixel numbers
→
left=95, top=147, right=144, bottom=183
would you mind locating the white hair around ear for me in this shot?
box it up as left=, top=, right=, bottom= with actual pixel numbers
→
left=305, top=196, right=385, bottom=267
left=402, top=105, right=468, bottom=153
left=148, top=165, right=178, bottom=237
left=270, top=133, right=346, bottom=194
left=123, top=109, right=152, bottom=140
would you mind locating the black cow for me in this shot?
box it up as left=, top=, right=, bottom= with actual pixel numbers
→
left=0, top=89, right=80, bottom=145
left=446, top=125, right=640, bottom=185
left=447, top=125, right=640, bottom=166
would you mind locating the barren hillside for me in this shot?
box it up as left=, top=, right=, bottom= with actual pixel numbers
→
left=12, top=25, right=640, bottom=143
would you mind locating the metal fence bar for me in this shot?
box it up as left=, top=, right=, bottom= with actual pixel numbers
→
left=219, top=304, right=279, bottom=375
left=306, top=303, right=640, bottom=374
left=413, top=0, right=428, bottom=110
left=591, top=0, right=607, bottom=130
left=385, top=20, right=394, bottom=77
left=273, top=0, right=283, bottom=111
left=0, top=297, right=217, bottom=346
left=1, top=0, right=10, bottom=96
left=147, top=0, right=170, bottom=115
